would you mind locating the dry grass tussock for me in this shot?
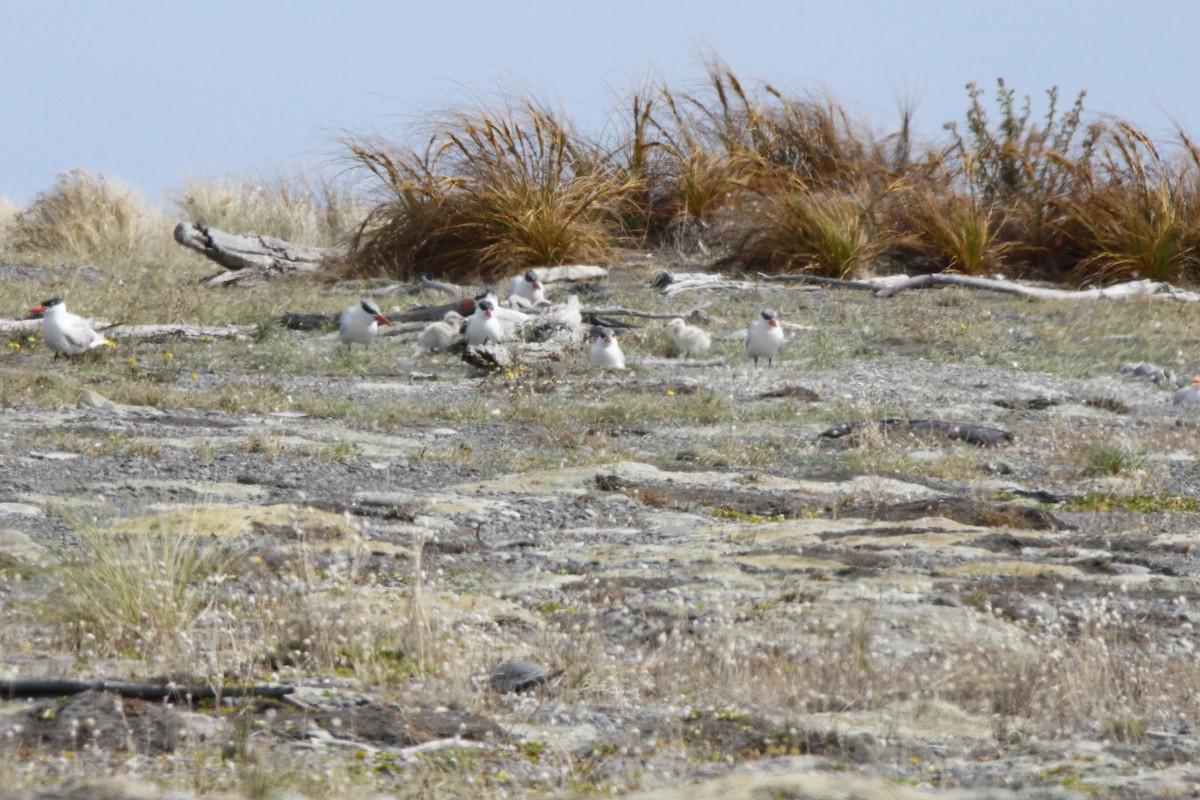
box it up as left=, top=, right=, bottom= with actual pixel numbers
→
left=39, top=509, right=454, bottom=688
left=5, top=169, right=165, bottom=266
left=336, top=97, right=640, bottom=282
left=45, top=524, right=237, bottom=671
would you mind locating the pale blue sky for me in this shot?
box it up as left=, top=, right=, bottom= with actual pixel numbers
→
left=4, top=1, right=1197, bottom=207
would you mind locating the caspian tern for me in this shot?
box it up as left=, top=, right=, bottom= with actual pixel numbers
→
left=476, top=290, right=530, bottom=322
left=28, top=297, right=114, bottom=357
left=508, top=270, right=547, bottom=305
left=589, top=326, right=626, bottom=370
left=1174, top=375, right=1200, bottom=408
left=665, top=317, right=711, bottom=359
left=746, top=308, right=784, bottom=367
left=418, top=310, right=464, bottom=352
left=339, top=299, right=391, bottom=348
left=465, top=299, right=503, bottom=346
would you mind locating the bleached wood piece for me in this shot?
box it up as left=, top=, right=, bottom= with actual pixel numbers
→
left=873, top=274, right=1200, bottom=301
left=0, top=318, right=254, bottom=341
left=534, top=264, right=608, bottom=283
left=174, top=221, right=332, bottom=285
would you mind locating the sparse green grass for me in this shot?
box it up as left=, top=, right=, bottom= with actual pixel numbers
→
left=1082, top=438, right=1144, bottom=476
left=1063, top=489, right=1200, bottom=513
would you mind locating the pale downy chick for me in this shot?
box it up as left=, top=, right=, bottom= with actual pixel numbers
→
left=745, top=308, right=784, bottom=367
left=465, top=299, right=503, bottom=346
left=418, top=310, right=464, bottom=352
left=339, top=298, right=391, bottom=348
left=589, top=326, right=626, bottom=370
left=29, top=297, right=114, bottom=357
left=508, top=269, right=547, bottom=305
left=665, top=317, right=711, bottom=359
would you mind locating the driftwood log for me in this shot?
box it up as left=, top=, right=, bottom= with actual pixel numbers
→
left=0, top=318, right=255, bottom=342
left=759, top=271, right=1200, bottom=302
left=653, top=271, right=763, bottom=296
left=174, top=221, right=332, bottom=286
left=0, top=677, right=293, bottom=702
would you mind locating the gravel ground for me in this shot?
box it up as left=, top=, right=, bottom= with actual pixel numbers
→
left=3, top=270, right=1200, bottom=798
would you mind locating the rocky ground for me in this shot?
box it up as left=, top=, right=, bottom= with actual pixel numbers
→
left=2, top=263, right=1200, bottom=799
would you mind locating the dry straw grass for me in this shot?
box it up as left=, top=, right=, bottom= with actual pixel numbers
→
left=175, top=170, right=364, bottom=248
left=45, top=523, right=235, bottom=668
left=337, top=97, right=641, bottom=282
left=6, top=169, right=161, bottom=265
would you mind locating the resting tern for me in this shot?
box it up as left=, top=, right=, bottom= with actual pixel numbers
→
left=745, top=308, right=784, bottom=367
left=28, top=297, right=114, bottom=357
left=339, top=299, right=391, bottom=348
left=508, top=270, right=547, bottom=305
left=665, top=317, right=711, bottom=359
left=589, top=326, right=626, bottom=370
left=465, top=299, right=503, bottom=346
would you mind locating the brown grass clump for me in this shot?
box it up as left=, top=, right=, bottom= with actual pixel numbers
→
left=335, top=98, right=641, bottom=282
left=901, top=157, right=1015, bottom=275
left=729, top=179, right=889, bottom=277
left=1059, top=121, right=1200, bottom=283
left=642, top=58, right=902, bottom=269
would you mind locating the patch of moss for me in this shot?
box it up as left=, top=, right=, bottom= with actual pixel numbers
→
left=710, top=507, right=784, bottom=524
left=1063, top=490, right=1200, bottom=513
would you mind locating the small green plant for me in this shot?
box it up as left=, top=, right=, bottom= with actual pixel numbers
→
left=1104, top=715, right=1149, bottom=743
left=1083, top=439, right=1143, bottom=476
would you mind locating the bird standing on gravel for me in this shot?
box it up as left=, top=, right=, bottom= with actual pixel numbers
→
left=745, top=308, right=784, bottom=367
left=338, top=299, right=391, bottom=348
left=508, top=270, right=547, bottom=305
left=28, top=296, right=114, bottom=358
left=589, top=327, right=626, bottom=370
left=1174, top=376, right=1200, bottom=408
left=665, top=317, right=711, bottom=359
left=465, top=299, right=503, bottom=346
left=418, top=310, right=464, bottom=352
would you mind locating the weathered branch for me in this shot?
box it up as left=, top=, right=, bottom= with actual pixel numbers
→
left=758, top=271, right=1200, bottom=301
left=756, top=272, right=876, bottom=291
left=419, top=276, right=463, bottom=298
left=0, top=318, right=254, bottom=341
left=534, top=264, right=608, bottom=283
left=654, top=271, right=759, bottom=296
left=873, top=274, right=1200, bottom=301
left=639, top=357, right=725, bottom=368
left=174, top=221, right=333, bottom=286
left=581, top=306, right=710, bottom=322
left=0, top=678, right=293, bottom=702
